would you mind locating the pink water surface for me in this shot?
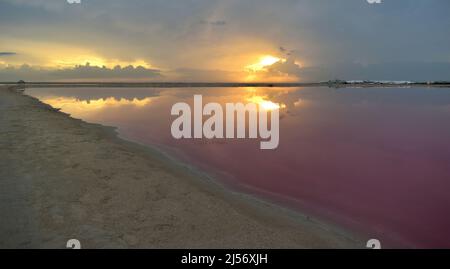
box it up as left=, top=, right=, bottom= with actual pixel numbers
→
left=27, top=86, right=450, bottom=248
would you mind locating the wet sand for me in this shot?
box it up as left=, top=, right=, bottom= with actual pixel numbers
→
left=0, top=85, right=362, bottom=248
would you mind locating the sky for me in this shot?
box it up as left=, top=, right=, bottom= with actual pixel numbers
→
left=0, top=0, right=449, bottom=82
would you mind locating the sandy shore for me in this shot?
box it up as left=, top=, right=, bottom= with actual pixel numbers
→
left=0, top=85, right=363, bottom=248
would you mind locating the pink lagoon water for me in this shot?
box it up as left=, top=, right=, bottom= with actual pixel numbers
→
left=26, top=86, right=450, bottom=248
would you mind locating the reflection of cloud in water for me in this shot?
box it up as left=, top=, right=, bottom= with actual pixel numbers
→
left=42, top=96, right=154, bottom=117
left=27, top=87, right=161, bottom=102
left=294, top=98, right=303, bottom=107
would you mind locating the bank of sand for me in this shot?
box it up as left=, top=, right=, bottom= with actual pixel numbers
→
left=0, top=85, right=363, bottom=248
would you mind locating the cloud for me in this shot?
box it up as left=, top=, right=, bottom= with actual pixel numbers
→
left=298, top=62, right=450, bottom=82
left=54, top=63, right=162, bottom=79
left=2, top=0, right=66, bottom=11
left=278, top=46, right=295, bottom=56
left=265, top=58, right=303, bottom=79
left=200, top=20, right=227, bottom=26
left=167, top=68, right=241, bottom=82
left=1, top=0, right=450, bottom=82
left=0, top=63, right=162, bottom=82
left=0, top=52, right=17, bottom=56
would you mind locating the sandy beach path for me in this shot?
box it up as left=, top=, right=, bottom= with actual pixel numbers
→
left=0, top=85, right=362, bottom=248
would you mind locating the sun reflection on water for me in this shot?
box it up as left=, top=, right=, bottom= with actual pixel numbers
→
left=246, top=95, right=286, bottom=111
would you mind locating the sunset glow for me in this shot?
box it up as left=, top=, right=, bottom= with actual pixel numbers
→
left=246, top=55, right=284, bottom=72
left=3, top=0, right=450, bottom=252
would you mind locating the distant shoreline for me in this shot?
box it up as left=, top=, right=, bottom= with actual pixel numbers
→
left=2, top=81, right=450, bottom=88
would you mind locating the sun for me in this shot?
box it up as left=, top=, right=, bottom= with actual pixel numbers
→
left=259, top=55, right=281, bottom=66
left=246, top=55, right=284, bottom=72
